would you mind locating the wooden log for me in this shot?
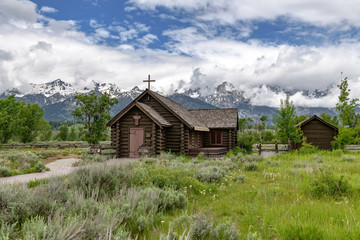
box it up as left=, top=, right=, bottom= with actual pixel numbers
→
left=180, top=123, right=184, bottom=154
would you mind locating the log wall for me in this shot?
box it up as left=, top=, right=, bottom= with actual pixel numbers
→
left=139, top=93, right=182, bottom=153
left=115, top=106, right=156, bottom=157
left=301, top=119, right=337, bottom=150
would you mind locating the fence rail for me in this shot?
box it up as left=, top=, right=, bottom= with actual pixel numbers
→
left=90, top=145, right=116, bottom=155
left=344, top=145, right=360, bottom=152
left=0, top=143, right=90, bottom=149
left=253, top=143, right=360, bottom=153
left=252, top=142, right=289, bottom=154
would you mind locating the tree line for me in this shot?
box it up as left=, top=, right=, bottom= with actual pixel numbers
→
left=0, top=92, right=118, bottom=144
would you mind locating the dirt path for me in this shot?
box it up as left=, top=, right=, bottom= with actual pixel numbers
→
left=0, top=158, right=137, bottom=186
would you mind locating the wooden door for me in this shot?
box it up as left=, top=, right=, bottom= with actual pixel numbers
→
left=129, top=128, right=144, bottom=158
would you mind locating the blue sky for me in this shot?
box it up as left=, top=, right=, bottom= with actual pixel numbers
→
left=1, top=0, right=360, bottom=107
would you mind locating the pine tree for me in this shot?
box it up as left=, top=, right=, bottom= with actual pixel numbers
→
left=273, top=95, right=302, bottom=148
left=336, top=76, right=359, bottom=128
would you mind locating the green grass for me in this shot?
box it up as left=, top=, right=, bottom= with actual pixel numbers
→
left=2, top=150, right=360, bottom=239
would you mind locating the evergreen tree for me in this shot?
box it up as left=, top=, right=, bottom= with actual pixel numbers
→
left=272, top=95, right=302, bottom=147
left=320, top=113, right=339, bottom=127
left=336, top=76, right=359, bottom=128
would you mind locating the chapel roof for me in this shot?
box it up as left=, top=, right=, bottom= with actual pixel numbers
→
left=189, top=108, right=238, bottom=129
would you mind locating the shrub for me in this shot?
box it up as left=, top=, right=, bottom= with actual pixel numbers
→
left=343, top=155, right=355, bottom=162
left=226, top=146, right=243, bottom=158
left=0, top=166, right=11, bottom=177
left=238, top=134, right=256, bottom=153
left=147, top=165, right=206, bottom=193
left=230, top=153, right=245, bottom=163
left=244, top=162, right=258, bottom=171
left=244, top=155, right=263, bottom=162
left=313, top=155, right=323, bottom=163
left=197, top=152, right=206, bottom=161
left=158, top=152, right=176, bottom=161
left=27, top=179, right=48, bottom=188
left=190, top=213, right=215, bottom=240
left=309, top=174, right=353, bottom=199
left=195, top=166, right=226, bottom=183
left=297, top=142, right=319, bottom=154
left=35, top=161, right=45, bottom=172
left=236, top=174, right=245, bottom=184
left=190, top=213, right=240, bottom=240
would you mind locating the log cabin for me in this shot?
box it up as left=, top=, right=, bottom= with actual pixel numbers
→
left=107, top=88, right=238, bottom=158
left=296, top=115, right=338, bottom=150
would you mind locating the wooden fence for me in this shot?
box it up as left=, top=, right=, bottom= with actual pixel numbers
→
left=90, top=145, right=116, bottom=155
left=344, top=145, right=360, bottom=152
left=253, top=143, right=360, bottom=153
left=252, top=142, right=289, bottom=154
left=0, top=143, right=90, bottom=149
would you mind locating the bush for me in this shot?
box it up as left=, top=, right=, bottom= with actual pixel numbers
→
left=309, top=174, right=353, bottom=199
left=195, top=166, right=226, bottom=183
left=244, top=155, right=263, bottom=162
left=297, top=142, right=319, bottom=154
left=238, top=134, right=255, bottom=153
left=190, top=213, right=215, bottom=240
left=158, top=152, right=176, bottom=161
left=244, top=162, right=258, bottom=171
left=190, top=213, right=240, bottom=240
left=236, top=174, right=245, bottom=184
left=343, top=155, right=355, bottom=162
left=0, top=166, right=11, bottom=177
left=35, top=161, right=45, bottom=172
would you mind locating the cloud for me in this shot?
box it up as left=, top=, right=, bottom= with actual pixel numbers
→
left=40, top=6, right=58, bottom=13
left=1, top=0, right=360, bottom=110
left=0, top=0, right=38, bottom=24
left=128, top=0, right=360, bottom=27
left=29, top=41, right=52, bottom=52
left=0, top=50, right=13, bottom=61
left=95, top=28, right=111, bottom=39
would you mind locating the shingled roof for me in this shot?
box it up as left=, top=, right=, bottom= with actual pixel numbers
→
left=296, top=115, right=338, bottom=131
left=149, top=91, right=209, bottom=131
left=107, top=89, right=210, bottom=131
left=189, top=108, right=238, bottom=129
left=137, top=102, right=172, bottom=127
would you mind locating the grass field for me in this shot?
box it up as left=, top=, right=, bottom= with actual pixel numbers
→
left=1, top=149, right=360, bottom=239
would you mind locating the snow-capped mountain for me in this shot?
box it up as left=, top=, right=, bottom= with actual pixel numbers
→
left=0, top=79, right=143, bottom=121
left=0, top=79, right=339, bottom=122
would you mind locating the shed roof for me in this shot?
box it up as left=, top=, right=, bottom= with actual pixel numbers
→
left=189, top=108, right=238, bottom=129
left=296, top=115, right=338, bottom=131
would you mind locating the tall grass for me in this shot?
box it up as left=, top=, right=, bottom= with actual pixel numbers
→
left=2, top=150, right=360, bottom=239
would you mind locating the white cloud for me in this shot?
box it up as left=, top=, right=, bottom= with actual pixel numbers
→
left=40, top=6, right=58, bottom=13
left=0, top=0, right=38, bottom=25
left=1, top=0, right=360, bottom=110
left=95, top=28, right=110, bottom=39
left=128, top=0, right=360, bottom=27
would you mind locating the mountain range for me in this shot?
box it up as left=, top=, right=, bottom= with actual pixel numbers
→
left=0, top=79, right=338, bottom=123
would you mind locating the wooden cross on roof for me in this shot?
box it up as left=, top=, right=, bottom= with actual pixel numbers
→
left=143, top=75, right=155, bottom=90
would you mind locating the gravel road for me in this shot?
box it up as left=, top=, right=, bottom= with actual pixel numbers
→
left=0, top=158, right=137, bottom=186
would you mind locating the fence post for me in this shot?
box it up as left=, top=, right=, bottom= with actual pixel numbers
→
left=275, top=140, right=278, bottom=153
left=258, top=141, right=262, bottom=156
